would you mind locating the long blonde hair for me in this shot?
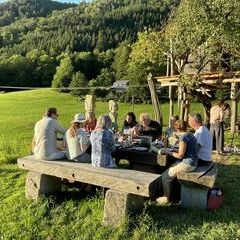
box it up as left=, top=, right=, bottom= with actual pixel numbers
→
left=69, top=122, right=80, bottom=138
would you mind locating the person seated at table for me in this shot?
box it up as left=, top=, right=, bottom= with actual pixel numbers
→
left=65, top=113, right=91, bottom=163
left=188, top=113, right=212, bottom=166
left=90, top=115, right=116, bottom=168
left=165, top=115, right=179, bottom=138
left=85, top=112, right=97, bottom=133
left=122, top=112, right=138, bottom=134
left=135, top=113, right=162, bottom=141
left=157, top=120, right=198, bottom=204
left=32, top=107, right=66, bottom=160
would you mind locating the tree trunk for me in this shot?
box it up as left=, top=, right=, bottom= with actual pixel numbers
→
left=190, top=90, right=212, bottom=124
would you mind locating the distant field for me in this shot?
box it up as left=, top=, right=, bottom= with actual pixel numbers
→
left=0, top=89, right=206, bottom=141
left=0, top=89, right=240, bottom=240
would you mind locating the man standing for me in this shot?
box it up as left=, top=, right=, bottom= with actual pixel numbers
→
left=188, top=113, right=212, bottom=166
left=209, top=100, right=225, bottom=153
left=32, top=108, right=66, bottom=160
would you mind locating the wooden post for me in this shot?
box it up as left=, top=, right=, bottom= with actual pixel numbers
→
left=183, top=99, right=190, bottom=122
left=169, top=86, right=174, bottom=126
left=231, top=82, right=238, bottom=133
left=168, top=39, right=175, bottom=126
left=147, top=73, right=163, bottom=125
left=132, top=95, right=135, bottom=112
left=180, top=89, right=185, bottom=120
left=203, top=107, right=209, bottom=125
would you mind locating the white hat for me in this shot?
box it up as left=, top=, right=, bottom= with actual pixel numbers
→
left=72, top=113, right=86, bottom=123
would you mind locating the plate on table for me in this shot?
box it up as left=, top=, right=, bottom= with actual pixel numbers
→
left=132, top=146, right=148, bottom=151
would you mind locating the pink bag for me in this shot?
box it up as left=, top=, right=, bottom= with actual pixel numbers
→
left=207, top=187, right=224, bottom=211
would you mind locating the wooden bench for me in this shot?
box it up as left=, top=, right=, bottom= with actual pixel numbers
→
left=177, top=164, right=218, bottom=209
left=18, top=156, right=161, bottom=226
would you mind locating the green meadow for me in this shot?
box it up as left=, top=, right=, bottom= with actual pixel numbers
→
left=0, top=89, right=240, bottom=240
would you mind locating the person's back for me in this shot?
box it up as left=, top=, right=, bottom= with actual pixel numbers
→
left=33, top=108, right=66, bottom=160
left=90, top=129, right=116, bottom=167
left=65, top=128, right=90, bottom=161
left=180, top=132, right=198, bottom=166
left=34, top=117, right=60, bottom=159
left=194, top=125, right=212, bottom=162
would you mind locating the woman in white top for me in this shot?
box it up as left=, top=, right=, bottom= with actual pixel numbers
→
left=65, top=113, right=91, bottom=163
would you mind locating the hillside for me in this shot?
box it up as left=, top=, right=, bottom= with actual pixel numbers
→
left=0, top=0, right=179, bottom=55
left=0, top=0, right=76, bottom=27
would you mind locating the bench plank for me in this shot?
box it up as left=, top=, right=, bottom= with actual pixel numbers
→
left=177, top=164, right=218, bottom=188
left=18, top=156, right=161, bottom=198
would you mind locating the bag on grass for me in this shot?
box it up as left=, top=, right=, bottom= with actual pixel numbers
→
left=207, top=187, right=223, bottom=211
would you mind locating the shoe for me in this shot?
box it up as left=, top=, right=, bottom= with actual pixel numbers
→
left=156, top=196, right=169, bottom=205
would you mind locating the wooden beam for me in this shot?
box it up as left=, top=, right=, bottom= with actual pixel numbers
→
left=160, top=82, right=178, bottom=87
left=236, top=87, right=240, bottom=100
left=156, top=78, right=240, bottom=88
left=231, top=82, right=238, bottom=133
left=169, top=86, right=174, bottom=126
left=147, top=73, right=163, bottom=125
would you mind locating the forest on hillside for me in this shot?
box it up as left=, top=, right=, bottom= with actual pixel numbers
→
left=0, top=0, right=240, bottom=104
left=0, top=0, right=178, bottom=102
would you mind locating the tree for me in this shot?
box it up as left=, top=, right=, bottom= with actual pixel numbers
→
left=52, top=55, right=74, bottom=90
left=88, top=68, right=115, bottom=97
left=69, top=71, right=88, bottom=96
left=112, top=41, right=132, bottom=81
left=126, top=31, right=165, bottom=102
left=159, top=0, right=240, bottom=116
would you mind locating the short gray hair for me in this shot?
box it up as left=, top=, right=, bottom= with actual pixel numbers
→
left=139, top=113, right=150, bottom=121
left=96, top=114, right=112, bottom=129
left=189, top=113, right=203, bottom=124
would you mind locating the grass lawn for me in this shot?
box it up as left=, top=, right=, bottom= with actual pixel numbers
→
left=0, top=89, right=240, bottom=240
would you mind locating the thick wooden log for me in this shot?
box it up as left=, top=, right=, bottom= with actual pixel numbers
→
left=169, top=86, right=174, bottom=126
left=18, top=156, right=161, bottom=198
left=177, top=164, right=217, bottom=189
left=231, top=82, right=239, bottom=133
left=147, top=73, right=163, bottom=125
left=178, top=164, right=218, bottom=209
left=103, top=189, right=145, bottom=226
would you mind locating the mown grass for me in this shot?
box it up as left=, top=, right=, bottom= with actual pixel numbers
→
left=0, top=89, right=240, bottom=240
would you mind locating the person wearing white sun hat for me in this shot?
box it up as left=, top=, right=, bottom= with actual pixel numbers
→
left=64, top=113, right=91, bottom=163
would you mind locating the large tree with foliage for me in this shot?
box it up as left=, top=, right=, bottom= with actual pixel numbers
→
left=159, top=0, right=240, bottom=116
left=126, top=31, right=165, bottom=103
left=52, top=55, right=74, bottom=90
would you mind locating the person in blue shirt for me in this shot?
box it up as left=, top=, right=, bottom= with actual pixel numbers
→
left=157, top=120, right=198, bottom=204
left=90, top=115, right=116, bottom=168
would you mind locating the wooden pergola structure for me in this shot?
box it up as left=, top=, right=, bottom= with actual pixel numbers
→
left=148, top=71, right=240, bottom=133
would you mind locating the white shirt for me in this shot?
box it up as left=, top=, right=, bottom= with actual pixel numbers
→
left=65, top=128, right=90, bottom=160
left=194, top=126, right=212, bottom=161
left=34, top=117, right=66, bottom=160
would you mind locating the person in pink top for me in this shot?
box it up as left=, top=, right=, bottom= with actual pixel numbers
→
left=85, top=112, right=97, bottom=133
